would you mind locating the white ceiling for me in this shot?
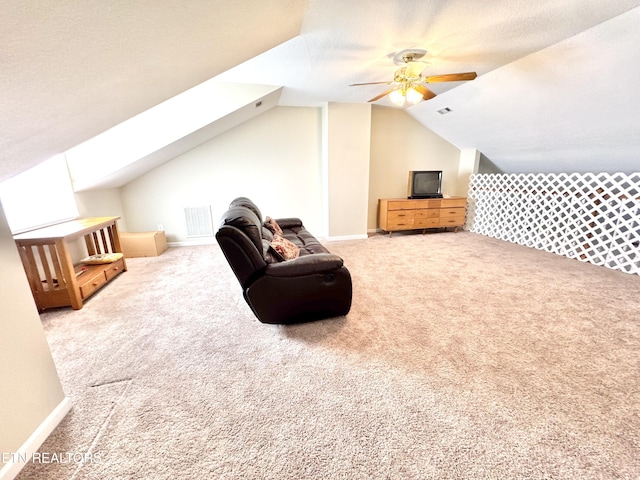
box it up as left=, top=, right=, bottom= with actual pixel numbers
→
left=217, top=0, right=640, bottom=174
left=2, top=0, right=640, bottom=185
left=408, top=5, right=640, bottom=174
left=0, top=0, right=306, bottom=182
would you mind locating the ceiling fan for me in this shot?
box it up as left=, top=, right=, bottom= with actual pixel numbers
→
left=350, top=51, right=477, bottom=107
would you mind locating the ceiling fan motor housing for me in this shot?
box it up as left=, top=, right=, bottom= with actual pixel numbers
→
left=401, top=52, right=423, bottom=63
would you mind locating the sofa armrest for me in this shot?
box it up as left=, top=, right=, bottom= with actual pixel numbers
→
left=264, top=253, right=344, bottom=277
left=274, top=217, right=303, bottom=229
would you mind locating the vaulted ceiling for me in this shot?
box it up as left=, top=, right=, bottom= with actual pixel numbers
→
left=0, top=0, right=307, bottom=182
left=2, top=0, right=639, bottom=185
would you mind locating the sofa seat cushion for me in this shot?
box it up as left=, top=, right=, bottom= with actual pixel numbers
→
left=264, top=253, right=344, bottom=277
left=261, top=216, right=328, bottom=257
left=281, top=226, right=330, bottom=256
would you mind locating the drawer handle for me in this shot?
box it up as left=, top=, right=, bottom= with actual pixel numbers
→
left=92, top=281, right=99, bottom=286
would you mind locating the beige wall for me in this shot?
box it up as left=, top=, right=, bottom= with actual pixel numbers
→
left=75, top=188, right=128, bottom=232
left=457, top=149, right=481, bottom=196
left=118, top=104, right=462, bottom=240
left=0, top=203, right=66, bottom=466
left=368, top=106, right=462, bottom=231
left=120, top=106, right=324, bottom=241
left=323, top=103, right=371, bottom=238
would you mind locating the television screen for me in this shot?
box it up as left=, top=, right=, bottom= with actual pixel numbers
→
left=408, top=170, right=443, bottom=199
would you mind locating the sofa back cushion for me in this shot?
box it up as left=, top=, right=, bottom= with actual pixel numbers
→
left=229, top=197, right=262, bottom=222
left=217, top=206, right=268, bottom=287
left=221, top=206, right=264, bottom=254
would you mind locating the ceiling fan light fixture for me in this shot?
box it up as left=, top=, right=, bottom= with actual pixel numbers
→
left=389, top=88, right=406, bottom=107
left=406, top=87, right=423, bottom=105
left=350, top=50, right=477, bottom=106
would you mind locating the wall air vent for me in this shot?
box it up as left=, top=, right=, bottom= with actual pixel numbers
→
left=437, top=107, right=452, bottom=115
left=255, top=100, right=262, bottom=108
left=184, top=206, right=213, bottom=237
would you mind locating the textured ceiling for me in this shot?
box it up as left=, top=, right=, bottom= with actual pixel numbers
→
left=219, top=1, right=639, bottom=105
left=217, top=0, right=640, bottom=173
left=2, top=0, right=640, bottom=184
left=408, top=7, right=640, bottom=173
left=0, top=0, right=307, bottom=182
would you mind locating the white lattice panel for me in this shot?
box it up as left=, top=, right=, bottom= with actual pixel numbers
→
left=467, top=172, right=640, bottom=276
left=606, top=198, right=640, bottom=274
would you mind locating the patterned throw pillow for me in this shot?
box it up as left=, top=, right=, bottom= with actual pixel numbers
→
left=270, top=234, right=300, bottom=261
left=265, top=216, right=283, bottom=236
left=81, top=252, right=124, bottom=264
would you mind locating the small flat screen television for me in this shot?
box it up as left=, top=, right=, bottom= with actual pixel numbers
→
left=407, top=170, right=443, bottom=199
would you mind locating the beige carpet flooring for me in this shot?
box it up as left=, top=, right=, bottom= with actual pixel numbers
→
left=16, top=231, right=640, bottom=479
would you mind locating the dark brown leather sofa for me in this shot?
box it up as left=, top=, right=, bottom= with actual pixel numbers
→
left=215, top=197, right=352, bottom=324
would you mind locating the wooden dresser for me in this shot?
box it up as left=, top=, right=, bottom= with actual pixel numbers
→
left=378, top=197, right=467, bottom=236
left=14, top=217, right=127, bottom=311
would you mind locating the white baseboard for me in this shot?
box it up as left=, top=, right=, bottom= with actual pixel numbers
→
left=325, top=234, right=368, bottom=241
left=167, top=237, right=217, bottom=247
left=0, top=396, right=72, bottom=480
left=169, top=234, right=369, bottom=245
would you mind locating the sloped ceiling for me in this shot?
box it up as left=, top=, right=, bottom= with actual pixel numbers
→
left=0, top=0, right=307, bottom=182
left=216, top=0, right=640, bottom=174
left=2, top=0, right=640, bottom=185
left=67, top=84, right=283, bottom=191
left=407, top=6, right=640, bottom=174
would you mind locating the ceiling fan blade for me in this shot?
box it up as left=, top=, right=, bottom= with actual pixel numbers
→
left=424, top=72, right=477, bottom=83
left=413, top=85, right=437, bottom=101
left=350, top=81, right=391, bottom=86
left=368, top=88, right=394, bottom=103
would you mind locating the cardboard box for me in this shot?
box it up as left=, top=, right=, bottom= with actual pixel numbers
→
left=120, top=231, right=168, bottom=257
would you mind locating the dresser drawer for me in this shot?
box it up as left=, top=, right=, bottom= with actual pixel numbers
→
left=388, top=211, right=414, bottom=222
left=414, top=209, right=439, bottom=220
left=387, top=210, right=414, bottom=229
left=387, top=200, right=418, bottom=211
left=104, top=258, right=125, bottom=281
left=79, top=271, right=108, bottom=299
left=439, top=208, right=465, bottom=218
left=414, top=217, right=439, bottom=228
left=441, top=198, right=467, bottom=208
left=439, top=215, right=466, bottom=226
